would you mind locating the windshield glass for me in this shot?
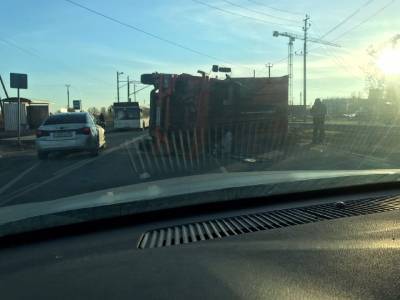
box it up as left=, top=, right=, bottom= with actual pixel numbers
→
left=0, top=0, right=399, bottom=233
left=44, top=114, right=87, bottom=125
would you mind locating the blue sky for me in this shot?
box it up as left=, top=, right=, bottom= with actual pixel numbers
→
left=0, top=0, right=399, bottom=111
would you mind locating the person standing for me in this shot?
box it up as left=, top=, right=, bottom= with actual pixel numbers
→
left=98, top=113, right=105, bottom=128
left=310, top=98, right=327, bottom=144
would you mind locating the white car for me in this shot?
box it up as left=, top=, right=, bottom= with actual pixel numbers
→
left=36, top=112, right=106, bottom=159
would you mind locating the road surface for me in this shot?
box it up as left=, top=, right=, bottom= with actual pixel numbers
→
left=0, top=131, right=148, bottom=207
left=1, top=129, right=400, bottom=208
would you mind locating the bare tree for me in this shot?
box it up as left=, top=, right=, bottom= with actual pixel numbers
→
left=87, top=107, right=100, bottom=116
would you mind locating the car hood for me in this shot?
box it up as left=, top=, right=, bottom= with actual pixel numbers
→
left=1, top=169, right=400, bottom=238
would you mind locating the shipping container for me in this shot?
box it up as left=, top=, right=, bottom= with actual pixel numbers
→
left=4, top=102, right=27, bottom=131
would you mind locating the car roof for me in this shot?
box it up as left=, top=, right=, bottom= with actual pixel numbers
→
left=53, top=112, right=88, bottom=116
left=42, top=112, right=90, bottom=126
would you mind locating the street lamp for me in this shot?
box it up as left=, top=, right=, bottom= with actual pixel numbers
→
left=117, top=71, right=124, bottom=102
left=65, top=84, right=71, bottom=110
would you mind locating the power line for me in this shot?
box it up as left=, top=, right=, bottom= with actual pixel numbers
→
left=65, top=0, right=281, bottom=73
left=332, top=0, right=397, bottom=42
left=274, top=56, right=288, bottom=64
left=0, top=32, right=113, bottom=91
left=0, top=37, right=40, bottom=58
left=309, top=25, right=368, bottom=78
left=247, top=0, right=303, bottom=16
left=64, top=0, right=229, bottom=64
left=319, top=0, right=375, bottom=40
left=304, top=0, right=376, bottom=53
left=192, top=0, right=299, bottom=28
left=308, top=0, right=396, bottom=53
left=220, top=0, right=299, bottom=23
left=312, top=42, right=365, bottom=77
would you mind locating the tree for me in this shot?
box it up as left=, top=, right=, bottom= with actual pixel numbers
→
left=107, top=105, right=114, bottom=119
left=87, top=107, right=100, bottom=116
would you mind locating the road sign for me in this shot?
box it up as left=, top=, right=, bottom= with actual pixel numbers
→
left=218, top=67, right=231, bottom=73
left=72, top=100, right=81, bottom=110
left=211, top=65, right=231, bottom=73
left=10, top=73, right=28, bottom=89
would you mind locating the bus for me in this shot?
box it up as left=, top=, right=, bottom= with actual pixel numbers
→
left=113, top=102, right=141, bottom=130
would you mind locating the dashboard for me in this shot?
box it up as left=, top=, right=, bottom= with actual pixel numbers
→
left=1, top=189, right=400, bottom=299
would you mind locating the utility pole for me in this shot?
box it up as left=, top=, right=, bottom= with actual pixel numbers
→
left=288, top=38, right=294, bottom=106
left=253, top=70, right=255, bottom=78
left=134, top=83, right=137, bottom=102
left=65, top=84, right=71, bottom=110
left=116, top=71, right=123, bottom=103
left=17, top=87, right=20, bottom=145
left=127, top=76, right=130, bottom=102
left=303, top=14, right=310, bottom=118
left=266, top=63, right=273, bottom=78
left=273, top=23, right=338, bottom=114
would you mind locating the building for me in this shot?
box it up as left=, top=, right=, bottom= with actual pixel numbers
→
left=1, top=97, right=50, bottom=131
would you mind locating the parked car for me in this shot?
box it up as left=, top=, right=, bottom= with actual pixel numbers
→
left=36, top=112, right=106, bottom=159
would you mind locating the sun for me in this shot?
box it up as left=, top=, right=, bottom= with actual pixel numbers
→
left=377, top=47, right=400, bottom=75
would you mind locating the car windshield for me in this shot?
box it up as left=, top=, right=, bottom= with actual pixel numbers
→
left=44, top=114, right=87, bottom=125
left=0, top=0, right=400, bottom=233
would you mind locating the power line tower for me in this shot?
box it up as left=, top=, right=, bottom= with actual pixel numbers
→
left=116, top=71, right=124, bottom=103
left=126, top=77, right=142, bottom=103
left=273, top=15, right=340, bottom=112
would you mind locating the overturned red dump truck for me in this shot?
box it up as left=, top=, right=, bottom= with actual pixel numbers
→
left=141, top=72, right=288, bottom=157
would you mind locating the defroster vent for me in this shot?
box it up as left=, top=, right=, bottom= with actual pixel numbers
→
left=138, top=195, right=400, bottom=249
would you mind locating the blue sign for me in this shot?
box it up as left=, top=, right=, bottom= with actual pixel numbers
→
left=10, top=73, right=28, bottom=89
left=73, top=100, right=81, bottom=110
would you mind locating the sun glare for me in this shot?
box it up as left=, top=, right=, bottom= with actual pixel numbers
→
left=377, top=47, right=400, bottom=75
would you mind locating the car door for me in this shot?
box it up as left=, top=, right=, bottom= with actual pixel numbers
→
left=86, top=114, right=99, bottom=145
left=88, top=114, right=105, bottom=147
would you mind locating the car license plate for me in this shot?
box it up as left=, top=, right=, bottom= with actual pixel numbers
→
left=54, top=131, right=72, bottom=138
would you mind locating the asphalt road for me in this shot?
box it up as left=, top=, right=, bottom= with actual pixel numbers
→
left=1, top=129, right=400, bottom=208
left=0, top=131, right=149, bottom=207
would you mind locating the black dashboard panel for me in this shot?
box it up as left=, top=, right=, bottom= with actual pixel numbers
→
left=1, top=193, right=400, bottom=299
